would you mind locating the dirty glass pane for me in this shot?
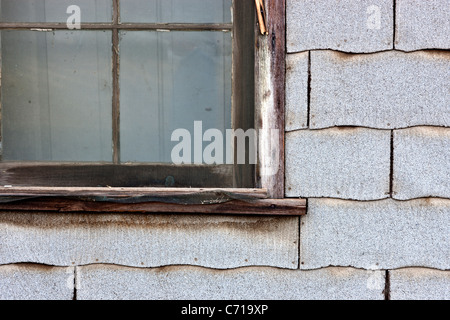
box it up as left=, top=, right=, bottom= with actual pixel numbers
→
left=120, top=0, right=232, bottom=23
left=0, top=0, right=112, bottom=22
left=120, top=31, right=232, bottom=163
left=0, top=30, right=112, bottom=161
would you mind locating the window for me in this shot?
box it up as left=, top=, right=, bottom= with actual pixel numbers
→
left=0, top=0, right=305, bottom=215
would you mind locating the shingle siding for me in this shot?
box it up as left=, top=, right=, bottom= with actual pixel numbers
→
left=283, top=0, right=449, bottom=299
left=76, top=265, right=385, bottom=300
left=393, top=127, right=450, bottom=200
left=396, top=0, right=450, bottom=51
left=0, top=213, right=299, bottom=269
left=308, top=50, right=450, bottom=129
left=0, top=264, right=73, bottom=300
left=286, top=128, right=391, bottom=200
left=287, top=0, right=394, bottom=53
left=390, top=268, right=450, bottom=300
left=301, top=198, right=450, bottom=270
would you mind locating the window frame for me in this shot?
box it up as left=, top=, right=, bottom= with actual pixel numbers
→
left=0, top=0, right=306, bottom=216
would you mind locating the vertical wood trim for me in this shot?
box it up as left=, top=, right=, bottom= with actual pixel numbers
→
left=255, top=0, right=286, bottom=198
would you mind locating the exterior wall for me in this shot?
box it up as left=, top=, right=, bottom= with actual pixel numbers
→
left=0, top=0, right=449, bottom=300
left=285, top=0, right=450, bottom=300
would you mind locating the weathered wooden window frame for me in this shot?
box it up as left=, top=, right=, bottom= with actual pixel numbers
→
left=0, top=0, right=306, bottom=216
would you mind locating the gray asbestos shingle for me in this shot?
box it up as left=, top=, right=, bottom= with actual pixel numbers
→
left=285, top=128, right=391, bottom=200
left=77, top=265, right=385, bottom=300
left=390, top=268, right=450, bottom=300
left=393, top=127, right=450, bottom=200
left=0, top=213, right=299, bottom=269
left=0, top=264, right=73, bottom=300
left=309, top=50, right=450, bottom=129
left=301, top=198, right=450, bottom=270
left=396, top=0, right=450, bottom=51
left=286, top=52, right=309, bottom=131
left=287, top=0, right=393, bottom=53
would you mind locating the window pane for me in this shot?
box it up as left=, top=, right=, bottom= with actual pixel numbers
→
left=0, top=30, right=113, bottom=161
left=0, top=0, right=112, bottom=22
left=120, top=0, right=232, bottom=23
left=120, top=31, right=232, bottom=163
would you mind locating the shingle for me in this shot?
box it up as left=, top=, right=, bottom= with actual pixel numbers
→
left=77, top=265, right=385, bottom=300
left=0, top=264, right=73, bottom=300
left=393, top=127, right=450, bottom=200
left=286, top=128, right=390, bottom=200
left=287, top=0, right=393, bottom=53
left=286, top=52, right=309, bottom=131
left=301, top=198, right=450, bottom=270
left=0, top=213, right=299, bottom=269
left=390, top=268, right=450, bottom=300
left=310, top=50, right=450, bottom=129
left=396, top=0, right=450, bottom=51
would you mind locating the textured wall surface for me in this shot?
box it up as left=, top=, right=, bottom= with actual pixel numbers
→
left=284, top=0, right=449, bottom=300
left=308, top=50, right=449, bottom=129
left=0, top=264, right=73, bottom=300
left=395, top=0, right=450, bottom=51
left=390, top=268, right=450, bottom=300
left=393, top=127, right=450, bottom=200
left=0, top=0, right=449, bottom=300
left=287, top=0, right=394, bottom=52
left=302, top=199, right=449, bottom=270
left=286, top=128, right=391, bottom=200
left=0, top=213, right=299, bottom=269
left=76, top=265, right=385, bottom=300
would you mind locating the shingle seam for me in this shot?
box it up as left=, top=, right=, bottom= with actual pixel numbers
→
left=1, top=262, right=448, bottom=273
left=286, top=125, right=450, bottom=134
left=393, top=0, right=397, bottom=50
left=287, top=48, right=450, bottom=55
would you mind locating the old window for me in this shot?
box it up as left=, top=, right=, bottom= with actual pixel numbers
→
left=0, top=0, right=305, bottom=215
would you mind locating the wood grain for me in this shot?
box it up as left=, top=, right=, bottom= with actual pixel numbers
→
left=0, top=197, right=306, bottom=216
left=255, top=0, right=286, bottom=198
left=0, top=186, right=267, bottom=198
left=0, top=163, right=234, bottom=188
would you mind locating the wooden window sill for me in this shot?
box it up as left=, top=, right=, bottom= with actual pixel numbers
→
left=0, top=187, right=306, bottom=216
